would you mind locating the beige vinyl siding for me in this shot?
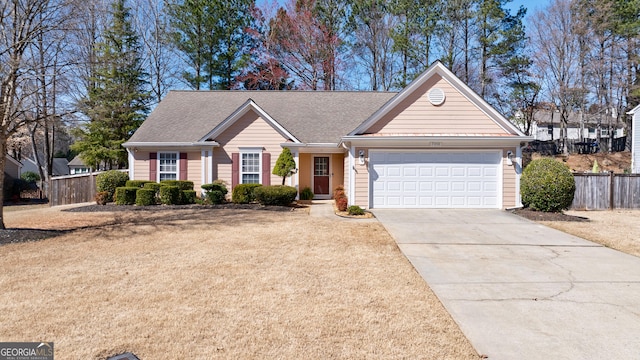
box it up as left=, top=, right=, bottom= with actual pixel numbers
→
left=213, top=110, right=288, bottom=187
left=367, top=74, right=507, bottom=135
left=298, top=153, right=312, bottom=193
left=331, top=153, right=345, bottom=194
left=353, top=147, right=369, bottom=207
left=132, top=151, right=151, bottom=181
left=187, top=151, right=202, bottom=192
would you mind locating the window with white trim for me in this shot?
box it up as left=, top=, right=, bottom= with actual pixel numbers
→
left=159, top=152, right=178, bottom=181
left=241, top=152, right=261, bottom=184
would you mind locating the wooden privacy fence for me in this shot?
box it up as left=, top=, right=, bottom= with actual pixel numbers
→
left=49, top=172, right=99, bottom=206
left=572, top=173, right=640, bottom=210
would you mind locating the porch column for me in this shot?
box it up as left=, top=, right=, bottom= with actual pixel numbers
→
left=127, top=149, right=135, bottom=179
left=348, top=146, right=355, bottom=205
left=292, top=149, right=299, bottom=199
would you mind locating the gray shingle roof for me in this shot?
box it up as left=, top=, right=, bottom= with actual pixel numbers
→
left=128, top=91, right=397, bottom=144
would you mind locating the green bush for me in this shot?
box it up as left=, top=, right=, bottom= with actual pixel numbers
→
left=206, top=190, right=226, bottom=204
left=159, top=185, right=181, bottom=205
left=521, top=158, right=575, bottom=212
left=143, top=182, right=162, bottom=195
left=114, top=186, right=138, bottom=205
left=182, top=190, right=197, bottom=204
left=135, top=189, right=156, bottom=206
left=20, top=171, right=40, bottom=183
left=254, top=185, right=297, bottom=206
left=160, top=180, right=194, bottom=191
left=202, top=182, right=228, bottom=204
left=96, top=170, right=129, bottom=202
left=347, top=205, right=364, bottom=215
left=232, top=183, right=262, bottom=203
left=126, top=180, right=153, bottom=188
left=300, top=187, right=314, bottom=200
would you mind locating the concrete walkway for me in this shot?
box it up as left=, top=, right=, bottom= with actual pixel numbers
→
left=373, top=209, right=640, bottom=360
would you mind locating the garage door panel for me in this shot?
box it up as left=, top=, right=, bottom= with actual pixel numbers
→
left=403, top=166, right=417, bottom=177
left=435, top=167, right=449, bottom=177
left=371, top=151, right=501, bottom=209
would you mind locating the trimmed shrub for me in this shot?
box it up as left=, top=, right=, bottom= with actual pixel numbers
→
left=206, top=190, right=226, bottom=204
left=160, top=180, right=194, bottom=191
left=159, top=185, right=181, bottom=205
left=347, top=205, right=364, bottom=215
left=333, top=185, right=345, bottom=199
left=201, top=182, right=228, bottom=193
left=336, top=196, right=348, bottom=211
left=254, top=185, right=297, bottom=206
left=135, top=189, right=156, bottom=206
left=521, top=158, right=575, bottom=212
left=143, top=182, right=162, bottom=196
left=232, top=183, right=262, bottom=203
left=95, top=191, right=110, bottom=205
left=96, top=170, right=129, bottom=202
left=299, top=187, right=314, bottom=200
left=126, top=180, right=153, bottom=188
left=114, top=186, right=138, bottom=205
left=202, top=182, right=228, bottom=205
left=182, top=190, right=197, bottom=204
left=21, top=171, right=40, bottom=183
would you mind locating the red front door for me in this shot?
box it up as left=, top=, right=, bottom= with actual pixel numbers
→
left=313, top=156, right=330, bottom=195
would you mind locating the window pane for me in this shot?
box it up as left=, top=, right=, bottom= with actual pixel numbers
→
left=314, top=157, right=329, bottom=176
left=160, top=173, right=177, bottom=181
left=242, top=174, right=259, bottom=184
left=158, top=152, right=178, bottom=181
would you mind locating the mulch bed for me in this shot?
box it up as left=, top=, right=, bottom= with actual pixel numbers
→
left=63, top=203, right=306, bottom=213
left=511, top=208, right=589, bottom=222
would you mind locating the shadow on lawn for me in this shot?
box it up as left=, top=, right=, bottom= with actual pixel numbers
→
left=1, top=205, right=305, bottom=246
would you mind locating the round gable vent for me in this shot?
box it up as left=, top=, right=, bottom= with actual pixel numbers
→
left=428, top=88, right=446, bottom=106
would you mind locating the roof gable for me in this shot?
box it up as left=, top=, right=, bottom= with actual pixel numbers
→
left=349, top=61, right=525, bottom=136
left=199, top=99, right=301, bottom=143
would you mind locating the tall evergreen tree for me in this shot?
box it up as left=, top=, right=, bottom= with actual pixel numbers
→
left=72, top=0, right=149, bottom=169
left=167, top=0, right=256, bottom=90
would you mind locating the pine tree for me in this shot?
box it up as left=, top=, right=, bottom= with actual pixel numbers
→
left=272, top=148, right=296, bottom=185
left=72, top=0, right=149, bottom=170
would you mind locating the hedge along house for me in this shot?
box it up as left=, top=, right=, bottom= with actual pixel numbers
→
left=123, top=61, right=532, bottom=209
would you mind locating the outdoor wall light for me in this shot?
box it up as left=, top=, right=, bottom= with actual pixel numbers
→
left=506, top=151, right=514, bottom=166
left=358, top=150, right=365, bottom=165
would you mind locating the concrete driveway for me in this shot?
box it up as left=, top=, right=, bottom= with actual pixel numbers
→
left=373, top=209, right=640, bottom=360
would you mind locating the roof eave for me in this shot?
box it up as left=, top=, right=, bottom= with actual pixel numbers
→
left=122, top=141, right=220, bottom=148
left=340, top=135, right=533, bottom=148
left=281, top=142, right=345, bottom=154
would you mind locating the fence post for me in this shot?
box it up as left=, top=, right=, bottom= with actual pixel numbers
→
left=609, top=171, right=614, bottom=210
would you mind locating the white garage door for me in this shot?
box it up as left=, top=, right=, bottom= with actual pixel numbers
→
left=370, top=151, right=501, bottom=209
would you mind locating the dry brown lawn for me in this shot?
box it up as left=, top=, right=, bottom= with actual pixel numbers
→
left=0, top=205, right=478, bottom=359
left=541, top=209, right=640, bottom=258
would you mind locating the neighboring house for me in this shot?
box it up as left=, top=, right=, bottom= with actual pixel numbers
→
left=627, top=105, right=640, bottom=173
left=124, top=61, right=532, bottom=209
left=5, top=154, right=22, bottom=180
left=68, top=155, right=92, bottom=175
left=532, top=110, right=625, bottom=142
left=21, top=157, right=70, bottom=177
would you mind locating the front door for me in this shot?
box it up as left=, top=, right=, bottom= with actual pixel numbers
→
left=313, top=156, right=330, bottom=197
